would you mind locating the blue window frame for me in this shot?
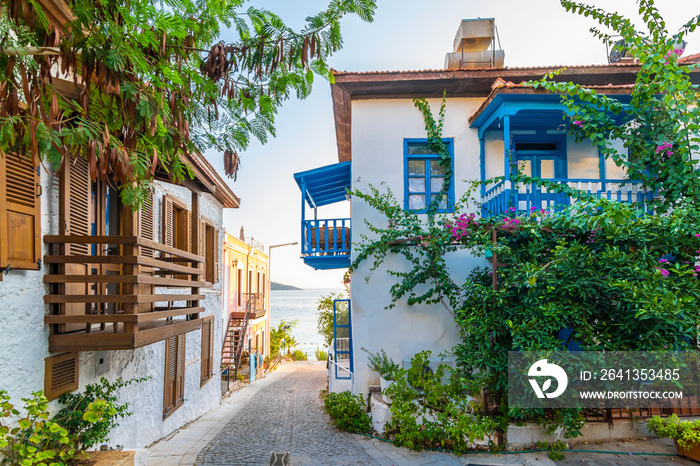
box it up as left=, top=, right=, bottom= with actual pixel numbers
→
left=404, top=138, right=455, bottom=213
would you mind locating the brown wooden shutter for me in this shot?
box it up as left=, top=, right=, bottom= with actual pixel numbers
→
left=67, top=154, right=90, bottom=256
left=0, top=153, right=41, bottom=270
left=175, top=333, right=186, bottom=402
left=213, top=228, right=219, bottom=283
left=187, top=210, right=193, bottom=253
left=162, top=195, right=173, bottom=248
left=163, top=333, right=186, bottom=418
left=199, top=219, right=206, bottom=257
left=139, top=189, right=154, bottom=258
left=201, top=317, right=213, bottom=385
left=45, top=352, right=79, bottom=401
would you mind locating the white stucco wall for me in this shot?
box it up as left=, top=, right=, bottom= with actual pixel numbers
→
left=0, top=170, right=226, bottom=449
left=348, top=98, right=632, bottom=395
left=350, top=98, right=488, bottom=395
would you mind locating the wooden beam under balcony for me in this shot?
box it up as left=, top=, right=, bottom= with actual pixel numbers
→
left=48, top=318, right=201, bottom=353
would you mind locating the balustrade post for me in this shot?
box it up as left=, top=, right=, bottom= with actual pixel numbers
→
left=190, top=192, right=201, bottom=321
left=122, top=208, right=140, bottom=333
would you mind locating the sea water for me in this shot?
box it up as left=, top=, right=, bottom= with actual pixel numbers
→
left=270, top=288, right=345, bottom=361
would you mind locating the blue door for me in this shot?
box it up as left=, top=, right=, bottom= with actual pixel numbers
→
left=514, top=139, right=567, bottom=211
left=332, top=299, right=353, bottom=380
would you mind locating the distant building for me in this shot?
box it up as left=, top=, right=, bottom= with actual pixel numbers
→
left=221, top=232, right=270, bottom=383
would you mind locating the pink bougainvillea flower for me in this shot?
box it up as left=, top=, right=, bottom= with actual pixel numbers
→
left=695, top=234, right=700, bottom=237
left=572, top=120, right=583, bottom=127
left=657, top=268, right=670, bottom=277
left=658, top=258, right=669, bottom=263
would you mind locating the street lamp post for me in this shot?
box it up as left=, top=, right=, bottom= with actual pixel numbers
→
left=267, top=242, right=298, bottom=359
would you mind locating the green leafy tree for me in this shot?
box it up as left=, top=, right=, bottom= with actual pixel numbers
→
left=0, top=0, right=376, bottom=206
left=270, top=319, right=297, bottom=356
left=316, top=291, right=347, bottom=347
left=532, top=0, right=700, bottom=213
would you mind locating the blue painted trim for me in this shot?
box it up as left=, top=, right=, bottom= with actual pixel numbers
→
left=503, top=115, right=511, bottom=180
left=470, top=93, right=634, bottom=132
left=598, top=146, right=606, bottom=191
left=293, top=161, right=351, bottom=208
left=479, top=136, right=486, bottom=198
left=403, top=138, right=455, bottom=214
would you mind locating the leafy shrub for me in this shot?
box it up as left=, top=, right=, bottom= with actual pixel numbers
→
left=323, top=391, right=371, bottom=433
left=362, top=348, right=400, bottom=381
left=384, top=351, right=502, bottom=453
left=0, top=389, right=117, bottom=465
left=54, top=377, right=144, bottom=450
left=315, top=349, right=328, bottom=361
left=647, top=415, right=700, bottom=450
left=291, top=349, right=307, bottom=361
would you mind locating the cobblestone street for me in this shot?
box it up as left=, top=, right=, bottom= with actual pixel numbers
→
left=195, top=362, right=378, bottom=466
left=149, top=360, right=687, bottom=466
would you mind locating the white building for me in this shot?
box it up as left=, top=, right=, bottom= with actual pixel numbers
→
left=293, top=19, right=695, bottom=396
left=0, top=147, right=239, bottom=448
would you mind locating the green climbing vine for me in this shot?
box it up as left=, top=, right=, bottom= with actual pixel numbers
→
left=412, top=91, right=453, bottom=216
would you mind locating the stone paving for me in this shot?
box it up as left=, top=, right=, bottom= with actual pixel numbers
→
left=149, top=360, right=693, bottom=466
left=195, top=362, right=378, bottom=466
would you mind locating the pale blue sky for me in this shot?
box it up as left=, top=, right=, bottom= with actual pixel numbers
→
left=204, top=0, right=699, bottom=289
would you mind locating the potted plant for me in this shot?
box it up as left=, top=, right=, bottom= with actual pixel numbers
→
left=362, top=348, right=400, bottom=404
left=647, top=415, right=700, bottom=461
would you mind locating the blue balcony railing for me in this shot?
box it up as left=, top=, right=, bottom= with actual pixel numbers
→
left=482, top=179, right=655, bottom=217
left=301, top=218, right=351, bottom=270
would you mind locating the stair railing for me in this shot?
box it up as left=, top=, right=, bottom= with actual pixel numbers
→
left=232, top=296, right=254, bottom=380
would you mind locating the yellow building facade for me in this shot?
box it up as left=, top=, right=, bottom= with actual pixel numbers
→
left=222, top=232, right=270, bottom=367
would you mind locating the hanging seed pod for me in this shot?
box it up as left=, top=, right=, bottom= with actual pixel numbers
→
left=88, top=141, right=98, bottom=181
left=150, top=146, right=158, bottom=175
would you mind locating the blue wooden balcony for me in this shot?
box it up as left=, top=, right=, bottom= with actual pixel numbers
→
left=482, top=178, right=654, bottom=217
left=294, top=162, right=352, bottom=270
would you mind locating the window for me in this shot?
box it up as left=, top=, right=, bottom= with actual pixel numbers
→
left=200, top=220, right=219, bottom=284
left=237, top=269, right=242, bottom=307
left=201, top=316, right=213, bottom=385
left=162, top=194, right=193, bottom=253
left=404, top=139, right=454, bottom=213
left=163, top=334, right=185, bottom=418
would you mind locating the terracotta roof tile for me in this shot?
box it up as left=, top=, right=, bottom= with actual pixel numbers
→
left=468, top=79, right=635, bottom=125
left=330, top=63, right=641, bottom=76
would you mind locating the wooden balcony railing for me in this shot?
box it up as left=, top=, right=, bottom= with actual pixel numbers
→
left=43, top=235, right=206, bottom=352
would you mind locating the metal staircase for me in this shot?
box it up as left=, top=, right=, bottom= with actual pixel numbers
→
left=221, top=301, right=252, bottom=383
